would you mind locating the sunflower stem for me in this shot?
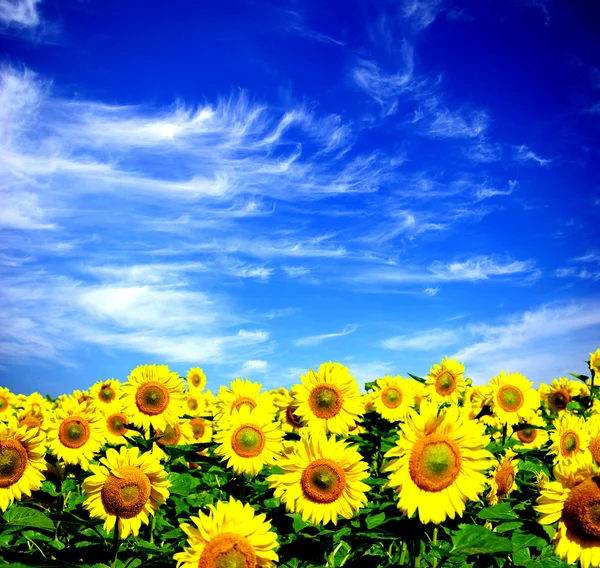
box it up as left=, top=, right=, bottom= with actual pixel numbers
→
left=399, top=542, right=408, bottom=565
left=432, top=527, right=438, bottom=568
left=111, top=522, right=120, bottom=568
left=502, top=423, right=507, bottom=446
left=240, top=474, right=247, bottom=501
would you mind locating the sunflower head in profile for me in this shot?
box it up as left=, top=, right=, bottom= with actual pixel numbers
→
left=186, top=367, right=207, bottom=393
left=268, top=432, right=369, bottom=526
left=463, top=385, right=492, bottom=421
left=82, top=446, right=170, bottom=539
left=590, top=348, right=600, bottom=379
left=0, top=419, right=47, bottom=512
left=16, top=407, right=46, bottom=436
left=103, top=406, right=139, bottom=446
left=540, top=378, right=589, bottom=415
left=121, top=364, right=185, bottom=434
left=384, top=401, right=494, bottom=525
left=291, top=362, right=364, bottom=436
left=215, top=378, right=276, bottom=424
left=89, top=379, right=122, bottom=415
left=490, top=371, right=539, bottom=426
left=0, top=387, right=15, bottom=421
left=173, top=497, right=279, bottom=568
left=535, top=454, right=600, bottom=568
left=549, top=413, right=591, bottom=464
left=511, top=414, right=550, bottom=451
left=487, top=449, right=519, bottom=506
left=188, top=417, right=213, bottom=443
left=587, top=417, right=600, bottom=468
left=424, top=357, right=467, bottom=404
left=152, top=419, right=194, bottom=461
left=214, top=406, right=283, bottom=477
left=372, top=375, right=415, bottom=423
left=272, top=387, right=305, bottom=433
left=47, top=398, right=105, bottom=469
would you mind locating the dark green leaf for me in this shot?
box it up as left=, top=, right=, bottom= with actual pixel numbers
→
left=477, top=503, right=519, bottom=521
left=365, top=512, right=386, bottom=530
left=3, top=507, right=55, bottom=531
left=451, top=525, right=513, bottom=556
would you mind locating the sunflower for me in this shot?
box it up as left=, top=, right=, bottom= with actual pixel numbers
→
left=0, top=387, right=15, bottom=422
left=272, top=388, right=304, bottom=433
left=16, top=407, right=46, bottom=436
left=424, top=357, right=467, bottom=404
left=384, top=400, right=494, bottom=525
left=214, top=407, right=283, bottom=477
left=371, top=375, right=415, bottom=423
left=21, top=393, right=54, bottom=422
left=587, top=416, right=600, bottom=467
left=267, top=432, right=370, bottom=526
left=189, top=417, right=213, bottom=443
left=511, top=414, right=550, bottom=451
left=89, top=379, right=122, bottom=415
left=0, top=419, right=47, bottom=512
left=549, top=413, right=591, bottom=464
left=121, top=364, right=185, bottom=433
left=535, top=454, right=600, bottom=568
left=463, top=386, right=492, bottom=421
left=489, top=371, right=539, bottom=425
left=540, top=378, right=589, bottom=415
left=291, top=362, right=364, bottom=436
left=590, top=348, right=600, bottom=379
left=173, top=497, right=279, bottom=568
left=47, top=399, right=105, bottom=469
left=82, top=446, right=170, bottom=539
left=487, top=449, right=519, bottom=505
left=186, top=367, right=207, bottom=393
left=215, top=378, right=276, bottom=424
left=152, top=419, right=195, bottom=461
left=103, top=407, right=139, bottom=446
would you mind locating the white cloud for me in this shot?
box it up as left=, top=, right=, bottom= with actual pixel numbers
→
left=424, top=107, right=488, bottom=138
left=294, top=324, right=358, bottom=346
left=346, top=361, right=396, bottom=385
left=424, top=287, right=440, bottom=296
left=514, top=145, right=552, bottom=166
left=382, top=329, right=457, bottom=350
left=282, top=265, right=311, bottom=277
left=237, top=359, right=269, bottom=375
left=402, top=0, right=443, bottom=31
left=0, top=0, right=40, bottom=27
left=474, top=180, right=518, bottom=201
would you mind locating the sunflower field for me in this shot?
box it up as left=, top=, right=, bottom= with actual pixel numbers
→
left=1, top=351, right=600, bottom=568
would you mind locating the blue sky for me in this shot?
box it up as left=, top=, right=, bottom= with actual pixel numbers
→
left=0, top=0, right=599, bottom=397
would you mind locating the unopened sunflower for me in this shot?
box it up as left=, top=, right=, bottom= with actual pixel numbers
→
left=89, top=379, right=122, bottom=415
left=371, top=375, right=415, bottom=422
left=0, top=387, right=15, bottom=421
left=490, top=371, right=539, bottom=425
left=424, top=357, right=466, bottom=404
left=272, top=387, right=304, bottom=433
left=174, top=497, right=279, bottom=568
left=268, top=432, right=370, bottom=526
left=487, top=449, right=519, bottom=505
left=47, top=399, right=105, bottom=469
left=540, top=377, right=589, bottom=415
left=82, top=445, right=170, bottom=539
left=511, top=415, right=549, bottom=451
left=214, top=407, right=283, bottom=476
left=121, top=364, right=185, bottom=433
left=291, top=362, right=364, bottom=436
left=215, top=378, right=275, bottom=424
left=186, top=367, right=207, bottom=393
left=549, top=413, right=591, bottom=464
left=0, top=419, right=47, bottom=511
left=384, top=401, right=494, bottom=525
left=535, top=454, right=600, bottom=568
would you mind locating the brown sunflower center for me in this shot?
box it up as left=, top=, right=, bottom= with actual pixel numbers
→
left=435, top=372, right=457, bottom=396
left=495, top=462, right=516, bottom=497
left=58, top=416, right=91, bottom=449
left=0, top=397, right=8, bottom=412
left=197, top=532, right=256, bottom=568
left=381, top=387, right=403, bottom=409
left=0, top=439, right=28, bottom=488
left=285, top=405, right=302, bottom=428
left=231, top=397, right=257, bottom=414
left=101, top=465, right=151, bottom=519
left=190, top=373, right=203, bottom=388
left=589, top=436, right=600, bottom=466
left=409, top=433, right=462, bottom=492
left=231, top=425, right=265, bottom=458
left=561, top=431, right=580, bottom=457
left=187, top=397, right=199, bottom=411
left=551, top=389, right=570, bottom=411
left=106, top=413, right=128, bottom=437
left=301, top=459, right=346, bottom=504
left=497, top=385, right=524, bottom=412
left=100, top=385, right=116, bottom=402
left=563, top=479, right=600, bottom=541
left=190, top=418, right=206, bottom=439
left=157, top=424, right=181, bottom=446
left=517, top=426, right=538, bottom=444
left=308, top=385, right=343, bottom=419
left=135, top=382, right=170, bottom=416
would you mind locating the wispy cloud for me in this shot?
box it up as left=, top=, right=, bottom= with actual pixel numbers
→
left=237, top=359, right=269, bottom=375
left=382, top=329, right=457, bottom=350
left=401, top=0, right=443, bottom=32
left=285, top=9, right=344, bottom=45
left=514, top=145, right=552, bottom=166
left=0, top=0, right=41, bottom=27
left=294, top=324, right=358, bottom=346
left=474, top=180, right=518, bottom=201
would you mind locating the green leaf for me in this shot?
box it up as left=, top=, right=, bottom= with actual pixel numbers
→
left=365, top=512, right=386, bottom=530
left=167, top=472, right=198, bottom=496
left=291, top=514, right=312, bottom=532
left=513, top=547, right=531, bottom=566
left=263, top=497, right=280, bottom=509
left=477, top=503, right=519, bottom=521
left=512, top=532, right=548, bottom=551
left=569, top=373, right=589, bottom=383
left=3, top=507, right=55, bottom=531
left=495, top=521, right=523, bottom=533
left=566, top=401, right=583, bottom=412
left=407, top=373, right=426, bottom=384
left=451, top=525, right=513, bottom=556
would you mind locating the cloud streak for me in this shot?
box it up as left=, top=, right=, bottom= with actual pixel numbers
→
left=294, top=324, right=358, bottom=346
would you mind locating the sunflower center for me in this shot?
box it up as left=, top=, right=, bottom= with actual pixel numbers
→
left=561, top=431, right=580, bottom=457
left=517, top=426, right=538, bottom=444
left=382, top=387, right=403, bottom=409
left=285, top=405, right=302, bottom=428
left=100, top=465, right=151, bottom=519
left=191, top=374, right=202, bottom=387
left=58, top=416, right=91, bottom=449
left=435, top=372, right=457, bottom=396
left=107, top=413, right=128, bottom=437
left=409, top=433, right=462, bottom=492
left=552, top=389, right=570, bottom=411
left=197, top=532, right=256, bottom=568
left=187, top=397, right=199, bottom=411
left=231, top=397, right=257, bottom=414
left=563, top=479, right=600, bottom=540
left=497, top=385, right=524, bottom=412
left=301, top=459, right=346, bottom=504
left=308, top=385, right=343, bottom=419
left=0, top=440, right=28, bottom=488
left=0, top=397, right=7, bottom=412
left=100, top=386, right=116, bottom=402
left=157, top=424, right=181, bottom=446
left=190, top=418, right=206, bottom=439
left=589, top=437, right=600, bottom=466
left=231, top=425, right=265, bottom=458
left=19, top=415, right=42, bottom=432
left=135, top=382, right=170, bottom=416
left=495, top=462, right=516, bottom=497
